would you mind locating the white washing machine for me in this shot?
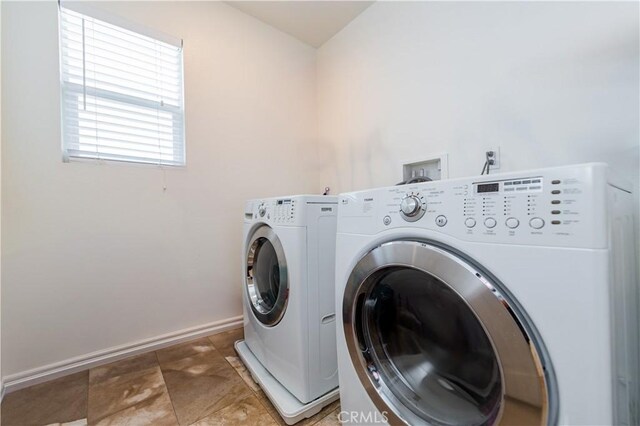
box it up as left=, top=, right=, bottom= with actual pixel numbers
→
left=236, top=195, right=340, bottom=424
left=335, top=163, right=638, bottom=425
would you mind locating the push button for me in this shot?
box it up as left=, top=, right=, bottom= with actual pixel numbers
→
left=435, top=215, right=447, bottom=227
left=551, top=190, right=561, bottom=194
left=505, top=217, right=520, bottom=229
left=484, top=217, right=497, bottom=229
left=551, top=200, right=561, bottom=204
left=551, top=220, right=561, bottom=225
left=383, top=215, right=392, bottom=226
left=465, top=217, right=476, bottom=228
left=551, top=210, right=561, bottom=214
left=552, top=180, right=561, bottom=184
left=529, top=217, right=545, bottom=229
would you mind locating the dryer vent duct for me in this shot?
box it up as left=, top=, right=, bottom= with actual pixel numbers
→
left=399, top=153, right=448, bottom=185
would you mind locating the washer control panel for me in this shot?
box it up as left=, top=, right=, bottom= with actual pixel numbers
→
left=337, top=164, right=609, bottom=249
left=465, top=176, right=546, bottom=231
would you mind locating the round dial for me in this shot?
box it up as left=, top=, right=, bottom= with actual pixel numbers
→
left=400, top=196, right=420, bottom=216
left=258, top=204, right=266, bottom=217
left=399, top=194, right=426, bottom=222
left=529, top=217, right=545, bottom=229
left=484, top=217, right=497, bottom=229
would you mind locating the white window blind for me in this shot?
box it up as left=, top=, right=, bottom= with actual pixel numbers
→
left=59, top=7, right=185, bottom=166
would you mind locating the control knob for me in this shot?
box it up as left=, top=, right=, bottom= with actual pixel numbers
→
left=400, top=196, right=420, bottom=216
left=529, top=217, right=545, bottom=229
left=399, top=194, right=426, bottom=222
left=506, top=217, right=520, bottom=229
left=258, top=204, right=266, bottom=217
left=484, top=217, right=497, bottom=229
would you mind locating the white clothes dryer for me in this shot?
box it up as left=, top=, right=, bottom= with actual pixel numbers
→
left=237, top=195, right=340, bottom=424
left=335, top=163, right=638, bottom=425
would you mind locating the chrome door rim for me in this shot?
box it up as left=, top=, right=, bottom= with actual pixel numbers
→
left=342, top=240, right=554, bottom=425
left=246, top=225, right=289, bottom=326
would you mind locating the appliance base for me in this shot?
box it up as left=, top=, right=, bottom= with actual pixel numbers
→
left=234, top=340, right=339, bottom=425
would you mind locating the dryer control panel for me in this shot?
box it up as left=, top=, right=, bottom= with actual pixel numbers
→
left=244, top=195, right=338, bottom=227
left=337, top=163, right=611, bottom=249
left=272, top=198, right=297, bottom=224
left=245, top=199, right=297, bottom=224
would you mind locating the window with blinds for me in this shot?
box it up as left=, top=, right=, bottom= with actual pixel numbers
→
left=59, top=7, right=185, bottom=166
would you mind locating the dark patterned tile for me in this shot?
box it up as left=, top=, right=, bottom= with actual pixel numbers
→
left=190, top=394, right=277, bottom=426
left=88, top=366, right=177, bottom=426
left=1, top=371, right=88, bottom=426
left=91, top=389, right=177, bottom=425
left=158, top=350, right=252, bottom=425
left=41, top=419, right=87, bottom=426
left=156, top=338, right=216, bottom=365
left=89, top=352, right=158, bottom=385
left=314, top=407, right=341, bottom=426
left=208, top=328, right=243, bottom=358
left=224, top=356, right=260, bottom=392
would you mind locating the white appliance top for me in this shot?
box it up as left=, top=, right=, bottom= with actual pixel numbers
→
left=337, top=163, right=614, bottom=249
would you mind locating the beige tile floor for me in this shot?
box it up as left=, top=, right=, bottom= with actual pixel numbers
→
left=1, top=328, right=341, bottom=426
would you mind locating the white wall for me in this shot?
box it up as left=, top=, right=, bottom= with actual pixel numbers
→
left=3, top=0, right=639, bottom=385
left=1, top=1, right=318, bottom=378
left=317, top=1, right=639, bottom=193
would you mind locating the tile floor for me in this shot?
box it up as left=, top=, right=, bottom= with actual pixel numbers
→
left=1, top=328, right=341, bottom=426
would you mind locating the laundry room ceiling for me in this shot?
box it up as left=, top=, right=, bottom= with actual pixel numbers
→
left=225, top=1, right=375, bottom=48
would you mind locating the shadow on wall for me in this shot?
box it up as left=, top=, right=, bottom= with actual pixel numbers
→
left=349, top=129, right=396, bottom=190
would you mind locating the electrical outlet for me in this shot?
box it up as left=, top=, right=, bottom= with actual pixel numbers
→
left=486, top=147, right=500, bottom=170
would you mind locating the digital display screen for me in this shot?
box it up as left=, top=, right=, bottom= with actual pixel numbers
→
left=477, top=183, right=500, bottom=193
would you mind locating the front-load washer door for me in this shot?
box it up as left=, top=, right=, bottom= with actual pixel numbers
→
left=246, top=225, right=289, bottom=327
left=342, top=240, right=555, bottom=426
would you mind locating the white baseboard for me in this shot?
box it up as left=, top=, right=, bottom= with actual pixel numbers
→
left=3, top=315, right=243, bottom=394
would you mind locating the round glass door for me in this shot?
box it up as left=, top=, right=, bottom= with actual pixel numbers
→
left=343, top=241, right=554, bottom=426
left=246, top=226, right=288, bottom=326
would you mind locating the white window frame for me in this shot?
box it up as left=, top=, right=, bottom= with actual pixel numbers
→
left=58, top=4, right=186, bottom=166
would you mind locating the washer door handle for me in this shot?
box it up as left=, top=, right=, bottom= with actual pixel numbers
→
left=321, top=313, right=336, bottom=324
